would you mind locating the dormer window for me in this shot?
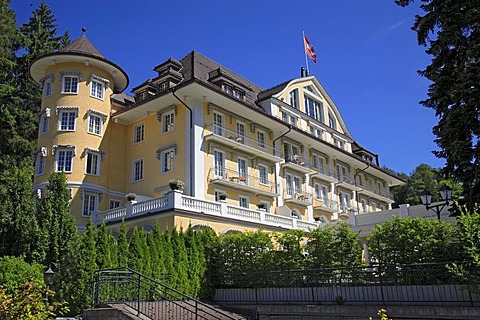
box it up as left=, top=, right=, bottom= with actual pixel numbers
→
left=233, top=89, right=244, bottom=100
left=224, top=84, right=233, bottom=94
left=138, top=91, right=147, bottom=101
left=158, top=82, right=168, bottom=93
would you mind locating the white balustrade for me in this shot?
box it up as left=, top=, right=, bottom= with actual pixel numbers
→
left=225, top=206, right=261, bottom=222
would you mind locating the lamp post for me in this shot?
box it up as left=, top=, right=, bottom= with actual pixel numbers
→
left=419, top=185, right=452, bottom=220
left=44, top=266, right=54, bottom=306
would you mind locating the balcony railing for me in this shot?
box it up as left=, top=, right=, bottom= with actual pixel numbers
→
left=203, top=123, right=281, bottom=160
left=94, top=191, right=319, bottom=231
left=282, top=155, right=311, bottom=174
left=336, top=173, right=357, bottom=187
left=358, top=183, right=394, bottom=200
left=313, top=197, right=338, bottom=212
left=310, top=164, right=336, bottom=180
left=208, top=166, right=277, bottom=196
left=283, top=188, right=312, bottom=204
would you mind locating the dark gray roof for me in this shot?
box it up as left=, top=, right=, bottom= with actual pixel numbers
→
left=60, top=35, right=104, bottom=58
left=111, top=93, right=135, bottom=105
left=179, top=51, right=264, bottom=107
left=257, top=79, right=293, bottom=102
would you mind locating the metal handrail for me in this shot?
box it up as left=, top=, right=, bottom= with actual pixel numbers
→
left=93, top=267, right=242, bottom=320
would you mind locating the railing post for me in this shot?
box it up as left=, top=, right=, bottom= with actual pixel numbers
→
left=195, top=299, right=198, bottom=320
left=260, top=210, right=266, bottom=223
left=126, top=202, right=133, bottom=219
left=137, top=274, right=141, bottom=315
left=220, top=201, right=227, bottom=216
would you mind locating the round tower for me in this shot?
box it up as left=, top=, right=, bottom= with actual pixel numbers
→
left=30, top=32, right=129, bottom=228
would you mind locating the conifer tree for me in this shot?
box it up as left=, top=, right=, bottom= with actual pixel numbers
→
left=128, top=227, right=150, bottom=275
left=0, top=160, right=44, bottom=262
left=37, top=172, right=77, bottom=270
left=151, top=224, right=166, bottom=281
left=57, top=224, right=97, bottom=314
left=117, top=221, right=129, bottom=267
left=162, top=229, right=176, bottom=288
left=96, top=222, right=116, bottom=269
left=184, top=227, right=206, bottom=298
left=171, top=228, right=190, bottom=294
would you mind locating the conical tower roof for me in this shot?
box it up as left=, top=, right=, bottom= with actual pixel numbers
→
left=59, top=34, right=104, bottom=59
left=30, top=32, right=129, bottom=93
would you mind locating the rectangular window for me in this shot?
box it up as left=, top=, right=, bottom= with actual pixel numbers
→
left=43, top=80, right=52, bottom=98
left=371, top=201, right=377, bottom=212
left=314, top=183, right=328, bottom=201
left=281, top=111, right=288, bottom=122
left=259, top=165, right=268, bottom=184
left=86, top=152, right=100, bottom=175
left=236, top=122, right=246, bottom=143
left=62, top=76, right=79, bottom=94
left=286, top=173, right=302, bottom=196
left=289, top=89, right=298, bottom=109
left=161, top=149, right=175, bottom=173
left=90, top=80, right=104, bottom=100
left=59, top=111, right=76, bottom=131
left=214, top=150, right=225, bottom=178
left=109, top=200, right=122, bottom=209
left=158, top=82, right=168, bottom=92
left=361, top=199, right=368, bottom=213
left=213, top=112, right=223, bottom=136
left=239, top=196, right=249, bottom=208
left=56, top=149, right=74, bottom=173
left=35, top=154, right=45, bottom=175
left=163, top=111, right=175, bottom=133
left=134, top=123, right=144, bottom=144
left=82, top=193, right=97, bottom=217
left=132, top=158, right=144, bottom=181
left=88, top=114, right=102, bottom=135
left=257, top=131, right=266, bottom=148
left=328, top=112, right=337, bottom=130
left=339, top=191, right=351, bottom=211
left=305, top=96, right=324, bottom=122
left=237, top=158, right=247, bottom=184
left=40, top=115, right=49, bottom=134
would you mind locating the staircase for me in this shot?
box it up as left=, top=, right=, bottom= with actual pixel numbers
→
left=89, top=268, right=245, bottom=320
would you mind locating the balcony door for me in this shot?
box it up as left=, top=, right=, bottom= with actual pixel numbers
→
left=237, top=158, right=247, bottom=184
left=236, top=122, right=246, bottom=144
left=214, top=150, right=225, bottom=178
left=213, top=112, right=223, bottom=136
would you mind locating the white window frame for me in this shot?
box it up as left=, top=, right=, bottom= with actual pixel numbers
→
left=305, top=95, right=324, bottom=123
left=162, top=111, right=175, bottom=133
left=132, top=158, right=144, bottom=182
left=237, top=157, right=248, bottom=184
left=62, top=75, right=79, bottom=94
left=236, top=121, right=246, bottom=142
left=55, top=149, right=74, bottom=173
left=109, top=200, right=122, bottom=209
left=314, top=182, right=328, bottom=201
left=82, top=192, right=98, bottom=217
left=214, top=150, right=225, bottom=178
left=257, top=130, right=266, bottom=149
left=43, top=79, right=52, bottom=98
left=328, top=111, right=337, bottom=130
left=259, top=165, right=268, bottom=185
left=35, top=153, right=45, bottom=176
left=88, top=114, right=102, bottom=136
left=339, top=191, right=351, bottom=211
left=58, top=110, right=77, bottom=131
left=289, top=89, right=299, bottom=109
left=371, top=201, right=377, bottom=212
left=286, top=173, right=302, bottom=197
left=40, top=114, right=49, bottom=135
left=133, top=123, right=145, bottom=144
left=238, top=196, right=249, bottom=208
left=361, top=198, right=368, bottom=214
left=90, top=79, right=104, bottom=100
left=161, top=148, right=175, bottom=173
left=85, top=151, right=101, bottom=176
left=213, top=112, right=224, bottom=136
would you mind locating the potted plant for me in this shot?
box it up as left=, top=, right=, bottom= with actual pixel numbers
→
left=126, top=192, right=137, bottom=202
left=169, top=178, right=185, bottom=191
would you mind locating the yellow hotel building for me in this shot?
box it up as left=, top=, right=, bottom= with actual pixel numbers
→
left=30, top=34, right=404, bottom=234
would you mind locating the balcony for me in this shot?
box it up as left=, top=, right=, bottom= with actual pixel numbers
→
left=281, top=155, right=311, bottom=174
left=313, top=197, right=338, bottom=214
left=94, top=191, right=319, bottom=231
left=207, top=166, right=278, bottom=197
left=336, top=173, right=358, bottom=190
left=283, top=188, right=312, bottom=206
left=310, top=164, right=336, bottom=182
left=203, top=123, right=282, bottom=162
left=358, top=183, right=394, bottom=202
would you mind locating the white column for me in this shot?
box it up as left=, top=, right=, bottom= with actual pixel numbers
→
left=352, top=190, right=357, bottom=213
left=192, top=98, right=205, bottom=199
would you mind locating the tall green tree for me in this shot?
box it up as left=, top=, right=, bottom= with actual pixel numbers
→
left=0, top=161, right=44, bottom=262
left=117, top=221, right=129, bottom=267
left=396, top=0, right=480, bottom=210
left=37, top=172, right=77, bottom=270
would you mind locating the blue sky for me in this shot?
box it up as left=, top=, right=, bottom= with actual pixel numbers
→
left=11, top=0, right=444, bottom=175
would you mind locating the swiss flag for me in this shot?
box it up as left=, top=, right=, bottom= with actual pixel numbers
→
left=303, top=34, right=316, bottom=63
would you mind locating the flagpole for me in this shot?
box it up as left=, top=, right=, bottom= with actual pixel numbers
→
left=303, top=31, right=310, bottom=75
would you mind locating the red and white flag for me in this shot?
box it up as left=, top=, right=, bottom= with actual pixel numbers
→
left=303, top=34, right=316, bottom=63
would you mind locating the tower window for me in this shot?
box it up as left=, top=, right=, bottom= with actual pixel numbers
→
left=55, top=149, right=74, bottom=173
left=58, top=110, right=77, bottom=131
left=90, top=80, right=104, bottom=100
left=62, top=76, right=79, bottom=94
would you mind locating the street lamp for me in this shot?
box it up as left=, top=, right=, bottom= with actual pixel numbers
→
left=44, top=266, right=54, bottom=306
left=419, top=185, right=452, bottom=220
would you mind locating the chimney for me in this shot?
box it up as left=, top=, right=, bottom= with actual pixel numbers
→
left=301, top=67, right=305, bottom=77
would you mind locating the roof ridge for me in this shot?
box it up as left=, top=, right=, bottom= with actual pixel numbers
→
left=60, top=34, right=104, bottom=58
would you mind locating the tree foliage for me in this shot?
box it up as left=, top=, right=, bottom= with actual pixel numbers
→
left=0, top=257, right=43, bottom=294
left=395, top=0, right=480, bottom=210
